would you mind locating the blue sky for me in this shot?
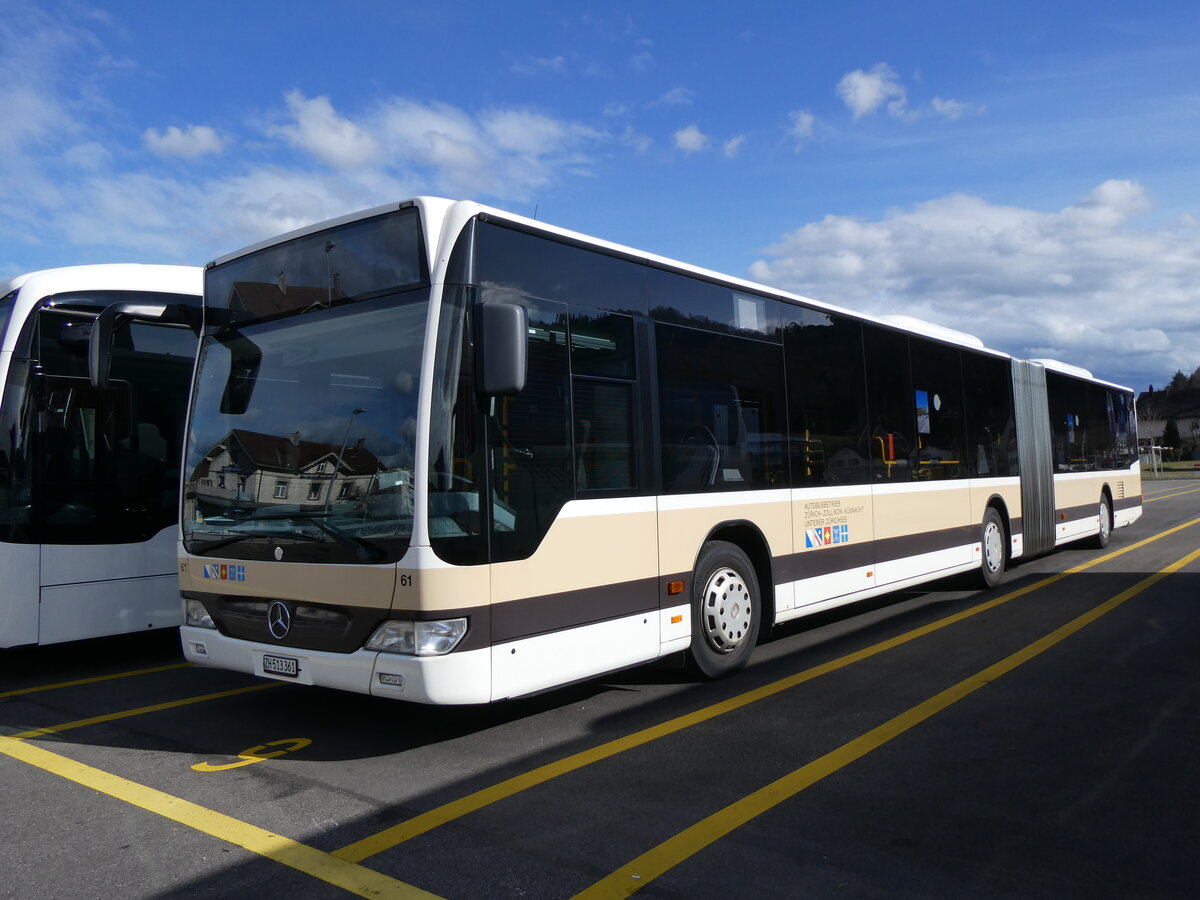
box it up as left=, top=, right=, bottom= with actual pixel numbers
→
left=3, top=1, right=1199, bottom=394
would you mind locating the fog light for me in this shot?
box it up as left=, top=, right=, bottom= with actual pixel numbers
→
left=185, top=598, right=215, bottom=628
left=377, top=672, right=404, bottom=687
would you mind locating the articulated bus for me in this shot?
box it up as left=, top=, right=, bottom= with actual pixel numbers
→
left=168, top=198, right=1141, bottom=703
left=0, top=265, right=201, bottom=647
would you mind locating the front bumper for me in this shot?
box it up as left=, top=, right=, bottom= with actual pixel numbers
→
left=181, top=625, right=492, bottom=704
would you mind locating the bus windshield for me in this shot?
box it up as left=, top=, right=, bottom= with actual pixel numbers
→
left=183, top=212, right=430, bottom=565
left=0, top=294, right=198, bottom=544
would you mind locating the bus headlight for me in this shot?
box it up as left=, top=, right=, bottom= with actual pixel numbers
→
left=185, top=598, right=215, bottom=628
left=366, top=618, right=468, bottom=656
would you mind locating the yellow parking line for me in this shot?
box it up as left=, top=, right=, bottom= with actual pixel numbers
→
left=0, top=662, right=193, bottom=700
left=332, top=514, right=1200, bottom=863
left=574, top=544, right=1200, bottom=899
left=0, top=734, right=442, bottom=899
left=8, top=682, right=283, bottom=740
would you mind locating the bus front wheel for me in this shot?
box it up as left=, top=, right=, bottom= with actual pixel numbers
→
left=1092, top=494, right=1112, bottom=549
left=980, top=508, right=1007, bottom=589
left=688, top=541, right=760, bottom=679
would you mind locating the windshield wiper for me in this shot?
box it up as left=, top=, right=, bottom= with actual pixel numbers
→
left=240, top=511, right=388, bottom=561
left=190, top=527, right=323, bottom=555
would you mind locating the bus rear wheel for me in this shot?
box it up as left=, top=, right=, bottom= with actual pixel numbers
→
left=980, top=508, right=1007, bottom=589
left=688, top=541, right=760, bottom=679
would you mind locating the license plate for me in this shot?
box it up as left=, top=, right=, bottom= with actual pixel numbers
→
left=262, top=654, right=299, bottom=677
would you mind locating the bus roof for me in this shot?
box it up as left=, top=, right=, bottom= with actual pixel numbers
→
left=204, top=198, right=1132, bottom=391
left=1, top=264, right=202, bottom=302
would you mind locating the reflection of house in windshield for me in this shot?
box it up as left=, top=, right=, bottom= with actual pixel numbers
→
left=188, top=429, right=405, bottom=517
left=228, top=278, right=343, bottom=320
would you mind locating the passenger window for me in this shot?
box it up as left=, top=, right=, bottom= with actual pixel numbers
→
left=647, top=267, right=781, bottom=339
left=657, top=322, right=786, bottom=492
left=1046, top=372, right=1090, bottom=471
left=863, top=327, right=915, bottom=481
left=784, top=307, right=870, bottom=486
left=574, top=380, right=635, bottom=491
left=570, top=310, right=635, bottom=379
left=570, top=310, right=637, bottom=493
left=909, top=337, right=967, bottom=480
left=962, top=353, right=1017, bottom=477
left=476, top=223, right=646, bottom=314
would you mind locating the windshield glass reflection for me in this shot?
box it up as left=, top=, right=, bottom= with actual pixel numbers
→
left=183, top=292, right=428, bottom=563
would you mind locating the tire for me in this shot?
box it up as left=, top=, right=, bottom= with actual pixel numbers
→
left=687, top=541, right=761, bottom=679
left=1092, top=494, right=1112, bottom=549
left=979, top=507, right=1007, bottom=589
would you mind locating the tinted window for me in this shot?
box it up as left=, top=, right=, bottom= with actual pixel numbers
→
left=1107, top=388, right=1138, bottom=468
left=648, top=267, right=781, bottom=340
left=428, top=285, right=487, bottom=566
left=783, top=306, right=870, bottom=485
left=207, top=209, right=426, bottom=327
left=489, top=298, right=573, bottom=561
left=571, top=310, right=637, bottom=493
left=909, top=337, right=967, bottom=480
left=1046, top=372, right=1091, bottom=471
left=962, top=352, right=1017, bottom=477
left=476, top=222, right=645, bottom=314
left=658, top=323, right=786, bottom=492
left=570, top=309, right=636, bottom=379
left=574, top=380, right=635, bottom=491
left=863, top=326, right=915, bottom=481
left=0, top=302, right=197, bottom=544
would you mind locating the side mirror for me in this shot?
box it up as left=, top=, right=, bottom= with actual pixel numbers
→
left=217, top=330, right=262, bottom=415
left=88, top=302, right=201, bottom=389
left=477, top=302, right=527, bottom=396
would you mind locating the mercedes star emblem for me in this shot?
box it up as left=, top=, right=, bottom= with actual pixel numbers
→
left=267, top=601, right=292, bottom=639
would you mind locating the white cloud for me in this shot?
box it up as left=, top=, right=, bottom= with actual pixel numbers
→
left=653, top=87, right=694, bottom=107
left=674, top=124, right=709, bottom=153
left=930, top=97, right=970, bottom=120
left=788, top=110, right=815, bottom=149
left=748, top=180, right=1200, bottom=388
left=837, top=64, right=978, bottom=123
left=837, top=63, right=906, bottom=119
left=144, top=124, right=226, bottom=158
left=269, top=91, right=380, bottom=169
left=723, top=135, right=746, bottom=158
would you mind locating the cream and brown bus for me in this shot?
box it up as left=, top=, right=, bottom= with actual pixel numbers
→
left=163, top=198, right=1141, bottom=703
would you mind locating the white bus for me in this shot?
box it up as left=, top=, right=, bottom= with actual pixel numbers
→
left=165, top=199, right=1141, bottom=703
left=0, top=264, right=202, bottom=647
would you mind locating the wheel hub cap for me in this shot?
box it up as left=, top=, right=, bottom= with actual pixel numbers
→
left=701, top=566, right=752, bottom=653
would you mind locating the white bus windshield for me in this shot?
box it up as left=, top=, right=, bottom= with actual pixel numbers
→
left=184, top=209, right=429, bottom=565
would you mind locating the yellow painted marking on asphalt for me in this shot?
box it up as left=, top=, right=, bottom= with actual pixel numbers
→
left=1145, top=485, right=1200, bottom=502
left=193, top=737, right=312, bottom=772
left=333, top=515, right=1200, bottom=863
left=0, top=662, right=193, bottom=699
left=7, top=682, right=282, bottom=740
left=0, top=735, right=441, bottom=899
left=574, top=545, right=1200, bottom=899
